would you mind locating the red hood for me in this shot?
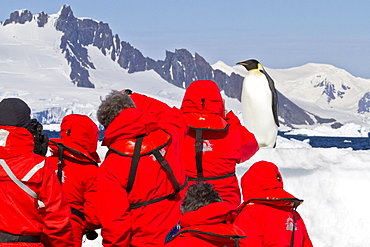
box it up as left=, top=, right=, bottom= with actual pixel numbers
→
left=0, top=126, right=34, bottom=158
left=49, top=114, right=100, bottom=163
left=180, top=201, right=237, bottom=227
left=241, top=161, right=299, bottom=205
left=102, top=107, right=158, bottom=147
left=181, top=80, right=227, bottom=130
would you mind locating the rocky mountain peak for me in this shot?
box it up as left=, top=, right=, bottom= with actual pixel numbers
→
left=311, top=75, right=350, bottom=103
left=58, top=5, right=74, bottom=20
left=3, top=9, right=33, bottom=25
left=37, top=11, right=48, bottom=27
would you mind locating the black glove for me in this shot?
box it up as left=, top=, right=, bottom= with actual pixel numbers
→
left=29, top=119, right=49, bottom=156
left=85, top=230, right=98, bottom=240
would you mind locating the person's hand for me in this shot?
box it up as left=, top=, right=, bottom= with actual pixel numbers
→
left=29, top=119, right=49, bottom=156
left=120, top=89, right=133, bottom=95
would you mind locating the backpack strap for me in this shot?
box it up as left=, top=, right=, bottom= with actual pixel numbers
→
left=290, top=200, right=300, bottom=247
left=56, top=143, right=65, bottom=183
left=195, top=129, right=204, bottom=182
left=130, top=180, right=187, bottom=210
left=126, top=135, right=144, bottom=194
left=237, top=198, right=303, bottom=215
left=236, top=201, right=248, bottom=215
left=71, top=207, right=85, bottom=221
left=170, top=227, right=246, bottom=245
left=188, top=172, right=235, bottom=181
left=111, top=134, right=185, bottom=209
left=235, top=237, right=240, bottom=247
left=190, top=128, right=235, bottom=182
left=152, top=149, right=180, bottom=196
left=69, top=207, right=99, bottom=240
left=49, top=140, right=99, bottom=184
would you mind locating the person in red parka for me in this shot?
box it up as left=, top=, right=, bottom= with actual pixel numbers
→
left=165, top=182, right=245, bottom=247
left=234, top=161, right=313, bottom=247
left=47, top=114, right=101, bottom=246
left=0, top=98, right=74, bottom=247
left=180, top=80, right=259, bottom=206
left=96, top=90, right=188, bottom=247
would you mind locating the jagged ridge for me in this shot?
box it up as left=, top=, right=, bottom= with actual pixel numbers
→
left=2, top=5, right=336, bottom=127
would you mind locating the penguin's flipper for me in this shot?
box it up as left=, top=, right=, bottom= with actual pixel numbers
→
left=261, top=70, right=279, bottom=127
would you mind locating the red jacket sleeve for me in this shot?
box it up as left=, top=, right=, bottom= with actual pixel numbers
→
left=84, top=166, right=101, bottom=230
left=130, top=93, right=170, bottom=119
left=38, top=160, right=74, bottom=247
left=131, top=93, right=188, bottom=138
left=225, top=111, right=259, bottom=163
left=97, top=161, right=131, bottom=247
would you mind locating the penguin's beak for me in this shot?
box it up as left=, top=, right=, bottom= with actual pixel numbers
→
left=236, top=62, right=247, bottom=66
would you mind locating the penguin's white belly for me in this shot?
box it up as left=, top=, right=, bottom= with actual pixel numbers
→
left=241, top=74, right=278, bottom=147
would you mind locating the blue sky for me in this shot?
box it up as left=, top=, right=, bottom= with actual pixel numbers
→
left=1, top=0, right=370, bottom=78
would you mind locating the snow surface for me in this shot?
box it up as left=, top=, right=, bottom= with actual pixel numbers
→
left=1, top=13, right=370, bottom=247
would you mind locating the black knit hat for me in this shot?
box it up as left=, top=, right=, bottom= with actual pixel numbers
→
left=0, top=98, right=31, bottom=129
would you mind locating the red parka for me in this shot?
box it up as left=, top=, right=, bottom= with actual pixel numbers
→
left=181, top=80, right=259, bottom=206
left=0, top=125, right=74, bottom=247
left=234, top=161, right=313, bottom=247
left=97, top=93, right=188, bottom=247
left=165, top=202, right=245, bottom=247
left=47, top=114, right=101, bottom=246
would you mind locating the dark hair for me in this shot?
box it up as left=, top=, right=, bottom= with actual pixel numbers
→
left=180, top=182, right=222, bottom=214
left=97, top=90, right=135, bottom=128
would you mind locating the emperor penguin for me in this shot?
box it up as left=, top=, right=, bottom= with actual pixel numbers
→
left=236, top=59, right=279, bottom=148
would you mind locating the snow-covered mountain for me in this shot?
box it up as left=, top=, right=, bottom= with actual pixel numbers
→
left=0, top=6, right=186, bottom=126
left=1, top=5, right=370, bottom=133
left=265, top=63, right=370, bottom=113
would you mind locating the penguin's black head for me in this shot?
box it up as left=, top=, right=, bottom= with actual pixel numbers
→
left=236, top=59, right=260, bottom=71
